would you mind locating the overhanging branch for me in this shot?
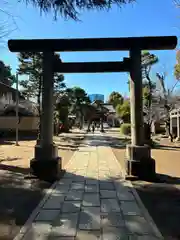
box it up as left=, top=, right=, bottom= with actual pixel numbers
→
left=22, top=0, right=135, bottom=20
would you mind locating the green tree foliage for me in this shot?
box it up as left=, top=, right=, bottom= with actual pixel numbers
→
left=156, top=72, right=175, bottom=141
left=127, top=51, right=158, bottom=91
left=55, top=87, right=90, bottom=131
left=68, top=87, right=90, bottom=129
left=174, top=50, right=180, bottom=80
left=120, top=123, right=131, bottom=135
left=127, top=51, right=158, bottom=125
left=107, top=91, right=123, bottom=108
left=141, top=51, right=158, bottom=74
left=18, top=52, right=66, bottom=137
left=92, top=99, right=108, bottom=132
left=116, top=100, right=130, bottom=123
left=17, top=52, right=65, bottom=102
left=0, top=60, right=16, bottom=86
left=141, top=51, right=158, bottom=127
left=56, top=92, right=71, bottom=132
left=23, top=0, right=134, bottom=20
left=142, top=80, right=156, bottom=109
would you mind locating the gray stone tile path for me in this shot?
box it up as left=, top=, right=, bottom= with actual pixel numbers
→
left=14, top=134, right=163, bottom=240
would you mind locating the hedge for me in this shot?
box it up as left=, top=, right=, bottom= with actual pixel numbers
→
left=120, top=123, right=131, bottom=135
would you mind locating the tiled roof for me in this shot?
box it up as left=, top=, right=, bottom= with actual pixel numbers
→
left=102, top=104, right=116, bottom=113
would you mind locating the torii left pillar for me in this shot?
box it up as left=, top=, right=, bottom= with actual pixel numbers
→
left=30, top=51, right=61, bottom=182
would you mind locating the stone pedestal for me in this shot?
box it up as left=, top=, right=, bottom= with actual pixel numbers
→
left=30, top=144, right=61, bottom=182
left=126, top=145, right=155, bottom=179
left=175, top=137, right=180, bottom=142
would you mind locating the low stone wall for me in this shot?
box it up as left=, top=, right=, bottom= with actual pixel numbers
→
left=0, top=116, right=39, bottom=131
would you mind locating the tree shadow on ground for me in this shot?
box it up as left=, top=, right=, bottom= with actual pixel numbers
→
left=83, top=134, right=131, bottom=149
left=155, top=174, right=180, bottom=184
left=0, top=133, right=84, bottom=148
left=111, top=141, right=180, bottom=238
left=0, top=140, right=15, bottom=146
left=153, top=143, right=180, bottom=151
left=0, top=158, right=21, bottom=163
left=21, top=169, right=180, bottom=240
left=0, top=135, right=37, bottom=146
left=58, top=136, right=84, bottom=142
left=0, top=163, right=30, bottom=175
left=0, top=164, right=51, bottom=240
left=56, top=143, right=78, bottom=151
left=129, top=172, right=180, bottom=185
left=22, top=171, right=153, bottom=240
left=133, top=180, right=180, bottom=239
left=1, top=161, right=180, bottom=239
left=1, top=130, right=180, bottom=239
left=55, top=137, right=83, bottom=151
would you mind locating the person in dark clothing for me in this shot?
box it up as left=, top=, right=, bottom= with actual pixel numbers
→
left=91, top=122, right=95, bottom=133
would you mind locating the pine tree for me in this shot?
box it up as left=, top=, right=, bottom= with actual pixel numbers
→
left=17, top=52, right=66, bottom=104
left=17, top=52, right=66, bottom=138
left=23, top=0, right=134, bottom=21
left=0, top=60, right=16, bottom=86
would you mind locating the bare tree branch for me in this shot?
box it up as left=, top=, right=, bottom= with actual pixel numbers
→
left=0, top=1, right=18, bottom=42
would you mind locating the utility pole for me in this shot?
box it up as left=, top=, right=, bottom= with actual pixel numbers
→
left=15, top=72, right=19, bottom=146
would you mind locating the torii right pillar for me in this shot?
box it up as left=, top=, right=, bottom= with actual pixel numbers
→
left=126, top=48, right=155, bottom=179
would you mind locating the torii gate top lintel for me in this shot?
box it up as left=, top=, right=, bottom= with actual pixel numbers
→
left=8, top=36, right=177, bottom=52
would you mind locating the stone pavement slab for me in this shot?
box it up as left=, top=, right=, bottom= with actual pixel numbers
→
left=83, top=193, right=100, bottom=207
left=14, top=133, right=163, bottom=240
left=101, top=213, right=125, bottom=228
left=102, top=227, right=128, bottom=240
left=100, top=190, right=117, bottom=198
left=51, top=213, right=79, bottom=237
left=79, top=207, right=101, bottom=230
left=76, top=230, right=101, bottom=240
left=35, top=209, right=60, bottom=222
left=65, top=190, right=84, bottom=201
left=101, top=199, right=121, bottom=213
left=121, top=201, right=142, bottom=216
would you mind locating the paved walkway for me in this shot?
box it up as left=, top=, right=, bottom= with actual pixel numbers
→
left=15, top=133, right=163, bottom=240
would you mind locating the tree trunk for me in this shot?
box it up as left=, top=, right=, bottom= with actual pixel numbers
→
left=144, top=122, right=152, bottom=146
left=87, top=120, right=91, bottom=132
left=79, top=112, right=83, bottom=130
left=165, top=120, right=173, bottom=142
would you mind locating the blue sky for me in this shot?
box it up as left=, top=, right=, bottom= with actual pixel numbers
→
left=1, top=0, right=180, bottom=100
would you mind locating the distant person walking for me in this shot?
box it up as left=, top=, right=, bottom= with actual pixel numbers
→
left=91, top=122, right=95, bottom=134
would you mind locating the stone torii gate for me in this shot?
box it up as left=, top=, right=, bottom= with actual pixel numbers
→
left=8, top=36, right=177, bottom=181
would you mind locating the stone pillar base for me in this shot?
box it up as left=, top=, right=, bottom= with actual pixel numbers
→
left=126, top=144, right=156, bottom=179
left=30, top=144, right=62, bottom=182
left=175, top=137, right=180, bottom=142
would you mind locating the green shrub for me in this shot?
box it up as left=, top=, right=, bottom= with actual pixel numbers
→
left=120, top=123, right=131, bottom=135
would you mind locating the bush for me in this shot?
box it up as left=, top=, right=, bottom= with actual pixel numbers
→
left=120, top=123, right=131, bottom=135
